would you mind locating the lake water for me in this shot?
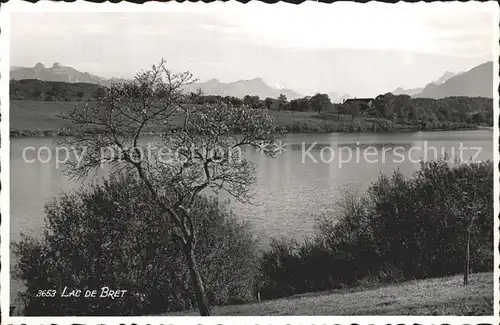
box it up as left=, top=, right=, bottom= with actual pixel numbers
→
left=9, top=130, right=494, bottom=302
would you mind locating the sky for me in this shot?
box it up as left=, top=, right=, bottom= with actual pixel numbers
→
left=8, top=1, right=498, bottom=97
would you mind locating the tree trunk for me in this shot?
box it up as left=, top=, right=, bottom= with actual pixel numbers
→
left=463, top=229, right=470, bottom=286
left=184, top=245, right=211, bottom=316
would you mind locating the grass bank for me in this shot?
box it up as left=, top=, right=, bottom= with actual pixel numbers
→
left=10, top=100, right=479, bottom=137
left=167, top=272, right=492, bottom=316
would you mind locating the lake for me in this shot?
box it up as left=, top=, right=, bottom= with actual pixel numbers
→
left=9, top=130, right=493, bottom=301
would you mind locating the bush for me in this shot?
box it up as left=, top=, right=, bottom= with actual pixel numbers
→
left=366, top=159, right=493, bottom=278
left=258, top=159, right=493, bottom=300
left=12, top=175, right=258, bottom=316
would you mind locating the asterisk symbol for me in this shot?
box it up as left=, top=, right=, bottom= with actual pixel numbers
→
left=256, top=141, right=268, bottom=155
left=273, top=140, right=287, bottom=155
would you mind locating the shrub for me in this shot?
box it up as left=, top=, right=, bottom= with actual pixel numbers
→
left=367, top=160, right=493, bottom=278
left=12, top=175, right=258, bottom=316
left=258, top=159, right=493, bottom=299
left=258, top=238, right=303, bottom=299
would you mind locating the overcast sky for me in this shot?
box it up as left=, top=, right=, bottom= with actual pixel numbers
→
left=8, top=1, right=497, bottom=97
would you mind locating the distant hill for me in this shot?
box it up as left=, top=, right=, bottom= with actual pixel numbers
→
left=182, top=78, right=302, bottom=100
left=392, top=70, right=461, bottom=96
left=10, top=63, right=129, bottom=86
left=415, top=61, right=493, bottom=99
left=392, top=86, right=425, bottom=96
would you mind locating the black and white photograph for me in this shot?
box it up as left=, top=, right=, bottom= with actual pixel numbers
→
left=1, top=0, right=498, bottom=321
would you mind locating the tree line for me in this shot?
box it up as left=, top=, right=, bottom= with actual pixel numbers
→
left=359, top=93, right=493, bottom=127
left=10, top=79, right=99, bottom=102
left=192, top=93, right=333, bottom=113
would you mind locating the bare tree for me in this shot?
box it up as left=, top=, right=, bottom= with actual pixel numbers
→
left=58, top=59, right=281, bottom=315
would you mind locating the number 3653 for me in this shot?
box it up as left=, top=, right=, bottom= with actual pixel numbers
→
left=36, top=290, right=57, bottom=298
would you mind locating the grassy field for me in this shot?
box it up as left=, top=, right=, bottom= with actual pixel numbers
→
left=10, top=100, right=77, bottom=132
left=166, top=272, right=493, bottom=316
left=10, top=100, right=183, bottom=136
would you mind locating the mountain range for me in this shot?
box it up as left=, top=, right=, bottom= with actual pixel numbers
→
left=183, top=79, right=353, bottom=102
left=181, top=78, right=302, bottom=100
left=10, top=63, right=302, bottom=100
left=415, top=61, right=493, bottom=99
left=10, top=62, right=129, bottom=86
left=393, top=61, right=493, bottom=99
left=10, top=61, right=493, bottom=100
left=392, top=71, right=461, bottom=96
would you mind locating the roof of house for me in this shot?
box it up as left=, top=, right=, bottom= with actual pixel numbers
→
left=344, top=98, right=374, bottom=103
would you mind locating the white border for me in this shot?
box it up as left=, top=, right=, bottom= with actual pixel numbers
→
left=1, top=1, right=499, bottom=324
left=492, top=1, right=500, bottom=319
left=0, top=1, right=11, bottom=322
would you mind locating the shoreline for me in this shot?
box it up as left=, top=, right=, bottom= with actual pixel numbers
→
left=10, top=126, right=486, bottom=139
